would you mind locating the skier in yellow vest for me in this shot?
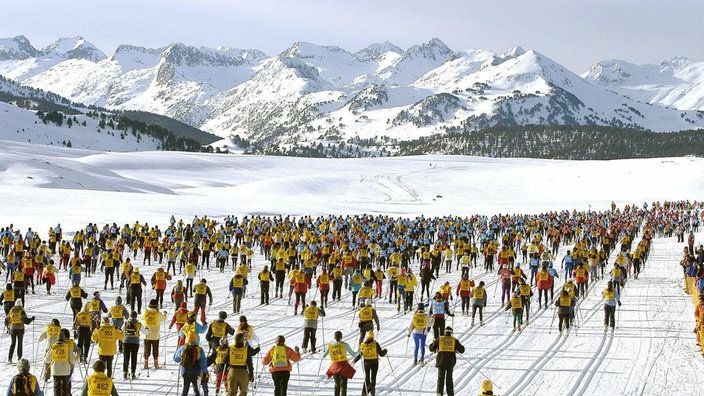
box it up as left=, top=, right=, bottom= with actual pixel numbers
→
left=142, top=299, right=167, bottom=369
left=358, top=299, right=380, bottom=345
left=128, top=267, right=146, bottom=313
left=45, top=331, right=77, bottom=395
left=407, top=303, right=432, bottom=366
left=261, top=335, right=301, bottom=396
left=323, top=331, right=356, bottom=396
left=301, top=300, right=325, bottom=353
left=193, top=279, right=213, bottom=324
left=81, top=359, right=119, bottom=396
left=223, top=332, right=261, bottom=396
left=353, top=330, right=387, bottom=396
left=74, top=304, right=93, bottom=363
left=428, top=326, right=465, bottom=396
left=6, top=300, right=35, bottom=363
left=91, top=317, right=125, bottom=378
left=205, top=311, right=235, bottom=356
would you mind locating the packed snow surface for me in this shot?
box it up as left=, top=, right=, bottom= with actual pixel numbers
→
left=1, top=141, right=703, bottom=395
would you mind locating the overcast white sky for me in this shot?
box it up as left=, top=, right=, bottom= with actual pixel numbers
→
left=1, top=0, right=702, bottom=73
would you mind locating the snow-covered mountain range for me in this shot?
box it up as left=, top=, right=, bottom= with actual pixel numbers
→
left=2, top=35, right=704, bottom=147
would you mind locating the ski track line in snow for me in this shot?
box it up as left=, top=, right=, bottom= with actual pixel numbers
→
left=502, top=273, right=607, bottom=396
left=503, top=334, right=568, bottom=396
left=568, top=238, right=662, bottom=396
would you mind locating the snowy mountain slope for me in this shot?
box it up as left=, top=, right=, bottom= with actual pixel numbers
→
left=583, top=57, right=704, bottom=111
left=0, top=101, right=161, bottom=151
left=1, top=142, right=704, bottom=395
left=2, top=35, right=704, bottom=148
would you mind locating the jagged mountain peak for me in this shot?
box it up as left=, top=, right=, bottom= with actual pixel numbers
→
left=0, top=35, right=40, bottom=60
left=280, top=41, right=351, bottom=60
left=502, top=45, right=526, bottom=59
left=403, top=38, right=454, bottom=61
left=355, top=41, right=403, bottom=60
left=41, top=36, right=106, bottom=62
left=212, top=46, right=268, bottom=62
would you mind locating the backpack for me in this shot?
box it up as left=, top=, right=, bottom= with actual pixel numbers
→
left=11, top=374, right=34, bottom=396
left=180, top=345, right=200, bottom=370
left=125, top=319, right=138, bottom=337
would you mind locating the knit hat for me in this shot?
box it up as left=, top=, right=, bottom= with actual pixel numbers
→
left=366, top=330, right=374, bottom=339
left=116, top=296, right=122, bottom=305
left=94, top=291, right=100, bottom=298
left=219, top=311, right=227, bottom=320
left=187, top=332, right=197, bottom=344
left=180, top=302, right=188, bottom=309
left=365, top=299, right=372, bottom=307
left=17, top=358, right=30, bottom=374
left=14, top=300, right=22, bottom=308
left=417, top=303, right=424, bottom=310
left=481, top=379, right=493, bottom=392
left=149, top=299, right=158, bottom=309
left=444, top=326, right=453, bottom=335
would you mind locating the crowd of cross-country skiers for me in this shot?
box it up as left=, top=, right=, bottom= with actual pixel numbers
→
left=1, top=200, right=702, bottom=396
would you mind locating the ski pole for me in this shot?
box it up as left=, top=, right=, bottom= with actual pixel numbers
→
left=385, top=355, right=403, bottom=395
left=253, top=362, right=267, bottom=396
left=311, top=355, right=326, bottom=394
left=296, top=362, right=302, bottom=396
left=404, top=336, right=409, bottom=359
left=549, top=308, right=558, bottom=334
left=321, top=316, right=326, bottom=345
left=493, top=276, right=499, bottom=297
left=458, top=353, right=497, bottom=386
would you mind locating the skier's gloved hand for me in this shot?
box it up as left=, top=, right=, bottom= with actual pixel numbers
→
left=376, top=325, right=380, bottom=331
left=294, top=346, right=300, bottom=353
left=249, top=374, right=254, bottom=382
left=617, top=301, right=622, bottom=306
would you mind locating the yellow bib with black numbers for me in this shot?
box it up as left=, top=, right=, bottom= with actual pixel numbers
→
left=360, top=342, right=378, bottom=360
left=473, top=288, right=485, bottom=300
left=211, top=321, right=226, bottom=338
left=144, top=310, right=159, bottom=327
left=359, top=287, right=373, bottom=299
left=51, top=343, right=69, bottom=362
left=228, top=345, right=247, bottom=366
left=215, top=347, right=228, bottom=365
left=69, top=287, right=82, bottom=299
left=438, top=336, right=455, bottom=352
left=88, top=373, right=113, bottom=396
left=413, top=312, right=427, bottom=329
left=328, top=343, right=347, bottom=362
left=89, top=299, right=101, bottom=312
left=559, top=296, right=572, bottom=307
left=77, top=312, right=92, bottom=327
left=271, top=345, right=288, bottom=367
left=304, top=306, right=319, bottom=320
left=110, top=306, right=124, bottom=319
left=9, top=309, right=23, bottom=325
left=359, top=307, right=373, bottom=322
left=195, top=284, right=207, bottom=295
